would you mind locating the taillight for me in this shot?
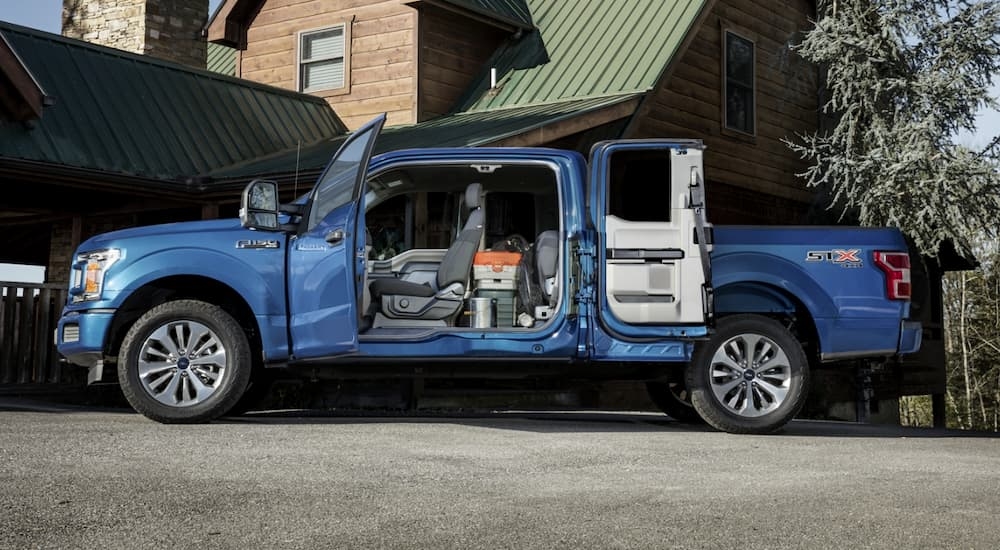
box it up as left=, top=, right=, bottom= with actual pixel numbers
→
left=874, top=251, right=911, bottom=301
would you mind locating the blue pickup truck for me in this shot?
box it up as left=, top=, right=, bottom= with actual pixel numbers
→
left=56, top=115, right=921, bottom=433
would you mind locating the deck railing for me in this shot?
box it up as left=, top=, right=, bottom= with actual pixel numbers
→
left=0, top=282, right=73, bottom=385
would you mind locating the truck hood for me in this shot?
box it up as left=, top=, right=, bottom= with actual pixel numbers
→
left=81, top=219, right=246, bottom=249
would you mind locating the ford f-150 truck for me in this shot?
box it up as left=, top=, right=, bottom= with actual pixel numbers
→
left=55, top=115, right=921, bottom=433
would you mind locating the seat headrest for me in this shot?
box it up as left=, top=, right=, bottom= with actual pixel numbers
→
left=465, top=183, right=482, bottom=209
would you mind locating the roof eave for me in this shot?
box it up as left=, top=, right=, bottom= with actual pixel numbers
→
left=407, top=0, right=531, bottom=32
left=486, top=94, right=642, bottom=147
left=204, top=93, right=644, bottom=184
left=205, top=0, right=266, bottom=49
left=0, top=30, right=49, bottom=122
left=0, top=158, right=205, bottom=199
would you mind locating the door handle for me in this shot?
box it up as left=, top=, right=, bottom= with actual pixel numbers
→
left=325, top=229, right=345, bottom=244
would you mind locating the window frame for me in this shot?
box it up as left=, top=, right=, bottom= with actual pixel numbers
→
left=296, top=23, right=352, bottom=96
left=721, top=26, right=757, bottom=138
left=604, top=148, right=673, bottom=223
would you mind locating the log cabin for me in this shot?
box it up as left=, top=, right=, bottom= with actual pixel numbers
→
left=207, top=0, right=820, bottom=225
left=0, top=0, right=950, bottom=423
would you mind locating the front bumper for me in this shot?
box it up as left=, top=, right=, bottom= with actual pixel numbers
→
left=56, top=310, right=115, bottom=368
left=898, top=320, right=922, bottom=355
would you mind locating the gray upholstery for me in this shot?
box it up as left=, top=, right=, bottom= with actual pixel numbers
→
left=370, top=183, right=483, bottom=322
left=535, top=230, right=559, bottom=301
left=370, top=278, right=436, bottom=298
left=437, top=208, right=483, bottom=288
left=466, top=183, right=482, bottom=209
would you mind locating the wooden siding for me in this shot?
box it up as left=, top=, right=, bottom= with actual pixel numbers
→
left=240, top=0, right=418, bottom=129
left=627, top=0, right=819, bottom=225
left=416, top=5, right=506, bottom=121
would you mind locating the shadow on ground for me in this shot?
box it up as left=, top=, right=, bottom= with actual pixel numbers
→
left=2, top=394, right=998, bottom=439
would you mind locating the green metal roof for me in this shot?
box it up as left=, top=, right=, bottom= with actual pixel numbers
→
left=457, top=0, right=707, bottom=112
left=206, top=43, right=237, bottom=76
left=439, top=0, right=533, bottom=29
left=207, top=93, right=640, bottom=183
left=0, top=21, right=346, bottom=184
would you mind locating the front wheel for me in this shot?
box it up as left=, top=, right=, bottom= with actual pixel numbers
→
left=687, top=315, right=809, bottom=434
left=118, top=300, right=252, bottom=423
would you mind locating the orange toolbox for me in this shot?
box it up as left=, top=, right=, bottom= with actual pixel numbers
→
left=473, top=251, right=521, bottom=289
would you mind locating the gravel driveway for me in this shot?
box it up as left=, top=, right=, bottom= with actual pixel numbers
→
left=1, top=400, right=998, bottom=549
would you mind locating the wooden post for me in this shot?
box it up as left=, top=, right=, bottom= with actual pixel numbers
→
left=202, top=203, right=220, bottom=220
left=70, top=216, right=83, bottom=252
left=16, top=289, right=36, bottom=383
left=1, top=289, right=17, bottom=383
left=932, top=393, right=946, bottom=428
left=415, top=192, right=428, bottom=248
left=33, top=287, right=51, bottom=383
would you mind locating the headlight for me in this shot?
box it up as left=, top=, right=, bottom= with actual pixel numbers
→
left=70, top=249, right=121, bottom=303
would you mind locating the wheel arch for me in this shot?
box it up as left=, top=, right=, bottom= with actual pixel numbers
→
left=714, top=281, right=822, bottom=363
left=106, top=275, right=263, bottom=367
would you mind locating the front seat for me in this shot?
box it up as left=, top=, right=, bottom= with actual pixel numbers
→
left=369, top=183, right=484, bottom=325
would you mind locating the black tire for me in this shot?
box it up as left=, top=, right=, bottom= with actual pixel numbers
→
left=687, top=314, right=809, bottom=434
left=118, top=300, right=252, bottom=423
left=646, top=380, right=705, bottom=424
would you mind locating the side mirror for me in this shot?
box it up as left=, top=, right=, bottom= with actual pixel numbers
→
left=240, top=179, right=280, bottom=231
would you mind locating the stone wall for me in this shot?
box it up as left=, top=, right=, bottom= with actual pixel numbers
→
left=46, top=214, right=138, bottom=284
left=143, top=0, right=207, bottom=67
left=62, top=0, right=207, bottom=68
left=46, top=219, right=78, bottom=284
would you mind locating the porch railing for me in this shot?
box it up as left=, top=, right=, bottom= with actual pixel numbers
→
left=0, top=282, right=73, bottom=386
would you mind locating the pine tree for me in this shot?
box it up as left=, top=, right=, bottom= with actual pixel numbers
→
left=788, top=0, right=1000, bottom=258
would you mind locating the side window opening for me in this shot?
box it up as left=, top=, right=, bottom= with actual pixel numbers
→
left=485, top=192, right=538, bottom=246
left=361, top=162, right=562, bottom=330
left=365, top=165, right=560, bottom=257
left=606, top=149, right=672, bottom=223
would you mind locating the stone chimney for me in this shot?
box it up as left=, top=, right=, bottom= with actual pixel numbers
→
left=62, top=0, right=208, bottom=68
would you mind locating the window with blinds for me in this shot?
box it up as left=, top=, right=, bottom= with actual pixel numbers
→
left=723, top=30, right=755, bottom=135
left=299, top=26, right=346, bottom=92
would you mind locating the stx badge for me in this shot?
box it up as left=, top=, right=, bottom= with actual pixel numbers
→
left=805, top=249, right=863, bottom=268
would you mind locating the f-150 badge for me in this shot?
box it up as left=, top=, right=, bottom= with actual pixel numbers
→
left=805, top=249, right=862, bottom=267
left=237, top=240, right=280, bottom=249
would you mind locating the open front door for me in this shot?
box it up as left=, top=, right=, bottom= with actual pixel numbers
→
left=288, top=114, right=386, bottom=360
left=589, top=141, right=711, bottom=339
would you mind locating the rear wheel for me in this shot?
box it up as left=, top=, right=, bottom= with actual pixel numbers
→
left=118, top=300, right=252, bottom=423
left=687, top=314, right=809, bottom=434
left=646, top=379, right=704, bottom=424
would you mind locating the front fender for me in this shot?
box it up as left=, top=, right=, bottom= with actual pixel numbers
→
left=106, top=247, right=285, bottom=315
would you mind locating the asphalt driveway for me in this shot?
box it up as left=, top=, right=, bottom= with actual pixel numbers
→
left=1, top=399, right=997, bottom=549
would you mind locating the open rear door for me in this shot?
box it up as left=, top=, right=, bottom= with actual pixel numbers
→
left=588, top=140, right=711, bottom=339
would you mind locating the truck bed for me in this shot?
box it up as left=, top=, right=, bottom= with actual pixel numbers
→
left=711, top=225, right=918, bottom=361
